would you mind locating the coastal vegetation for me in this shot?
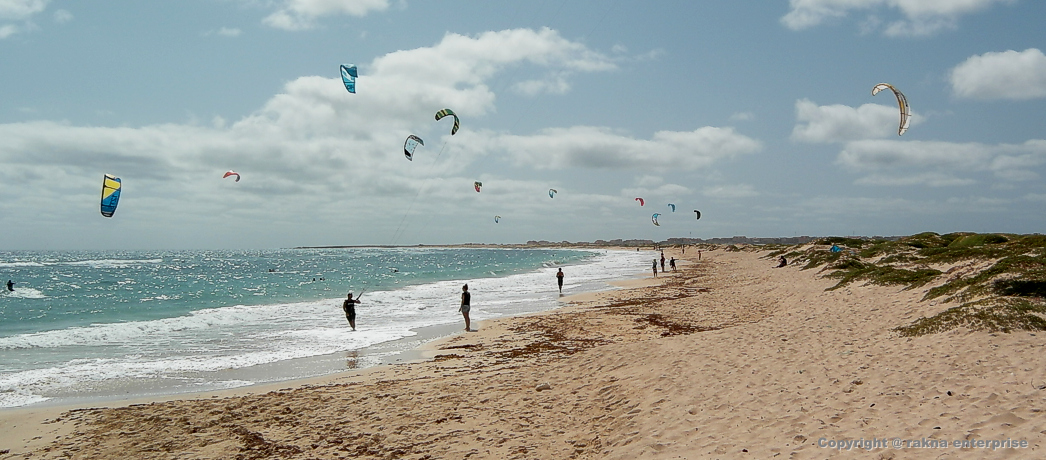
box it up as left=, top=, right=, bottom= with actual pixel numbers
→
left=769, top=233, right=1046, bottom=336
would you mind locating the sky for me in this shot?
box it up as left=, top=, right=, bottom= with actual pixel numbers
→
left=1, top=0, right=1045, bottom=250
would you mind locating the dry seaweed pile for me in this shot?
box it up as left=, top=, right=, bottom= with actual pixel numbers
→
left=769, top=232, right=1046, bottom=336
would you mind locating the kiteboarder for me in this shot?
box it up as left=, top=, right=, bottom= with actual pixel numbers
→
left=459, top=284, right=471, bottom=332
left=5, top=280, right=13, bottom=291
left=556, top=268, right=564, bottom=293
left=343, top=292, right=361, bottom=331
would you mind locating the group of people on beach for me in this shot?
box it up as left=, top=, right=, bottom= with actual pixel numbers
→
left=652, top=251, right=676, bottom=277
left=340, top=267, right=568, bottom=332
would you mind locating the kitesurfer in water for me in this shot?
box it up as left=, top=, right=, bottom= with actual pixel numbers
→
left=5, top=280, right=13, bottom=291
left=556, top=268, right=564, bottom=294
left=343, top=292, right=361, bottom=330
left=459, top=284, right=471, bottom=332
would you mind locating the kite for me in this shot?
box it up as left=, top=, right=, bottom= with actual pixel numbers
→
left=223, top=171, right=240, bottom=182
left=668, top=203, right=676, bottom=212
left=694, top=210, right=701, bottom=220
left=651, top=213, right=661, bottom=226
left=635, top=197, right=645, bottom=206
left=871, top=83, right=910, bottom=136
left=435, top=109, right=459, bottom=135
left=340, top=64, right=357, bottom=94
left=549, top=189, right=557, bottom=199
left=494, top=215, right=501, bottom=223
left=100, top=174, right=122, bottom=218
left=403, top=135, right=424, bottom=161
left=474, top=181, right=482, bottom=192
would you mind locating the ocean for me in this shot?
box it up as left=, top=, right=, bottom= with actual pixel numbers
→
left=0, top=247, right=652, bottom=408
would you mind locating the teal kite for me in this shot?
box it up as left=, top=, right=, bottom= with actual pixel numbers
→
left=341, top=64, right=357, bottom=93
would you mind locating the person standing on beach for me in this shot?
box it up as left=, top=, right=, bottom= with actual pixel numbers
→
left=652, top=259, right=658, bottom=278
left=342, top=292, right=361, bottom=331
left=459, top=284, right=471, bottom=331
left=660, top=252, right=666, bottom=272
left=669, top=257, right=676, bottom=272
left=556, top=268, right=564, bottom=293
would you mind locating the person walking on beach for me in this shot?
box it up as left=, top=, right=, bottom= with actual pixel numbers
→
left=342, top=292, right=361, bottom=331
left=669, top=257, right=676, bottom=272
left=556, top=268, right=564, bottom=293
left=652, top=259, right=658, bottom=278
left=459, top=284, right=472, bottom=331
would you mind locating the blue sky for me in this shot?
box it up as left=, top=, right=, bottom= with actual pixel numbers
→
left=1, top=0, right=1045, bottom=249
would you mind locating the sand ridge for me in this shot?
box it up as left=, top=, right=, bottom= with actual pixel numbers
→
left=2, top=247, right=1044, bottom=459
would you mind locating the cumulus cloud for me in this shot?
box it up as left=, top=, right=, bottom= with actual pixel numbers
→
left=781, top=0, right=1013, bottom=36
left=478, top=126, right=761, bottom=172
left=791, top=99, right=906, bottom=143
left=260, top=0, right=390, bottom=30
left=837, top=139, right=1046, bottom=184
left=950, top=48, right=1046, bottom=100
left=0, top=0, right=48, bottom=38
left=854, top=172, right=976, bottom=187
left=702, top=184, right=759, bottom=198
left=0, top=28, right=699, bottom=247
left=52, top=8, right=70, bottom=23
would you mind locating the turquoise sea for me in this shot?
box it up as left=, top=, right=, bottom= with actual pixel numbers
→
left=0, top=247, right=651, bottom=407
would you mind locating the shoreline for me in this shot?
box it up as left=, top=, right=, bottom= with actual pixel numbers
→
left=0, top=249, right=663, bottom=455
left=18, top=244, right=1042, bottom=458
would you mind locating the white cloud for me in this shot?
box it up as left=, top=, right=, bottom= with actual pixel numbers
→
left=950, top=48, right=1046, bottom=100
left=260, top=0, right=390, bottom=30
left=854, top=172, right=977, bottom=187
left=0, top=0, right=48, bottom=38
left=218, top=27, right=242, bottom=37
left=52, top=8, right=70, bottom=23
left=0, top=0, right=48, bottom=20
left=480, top=125, right=761, bottom=172
left=729, top=112, right=754, bottom=122
left=0, top=28, right=652, bottom=247
left=780, top=0, right=1013, bottom=36
left=702, top=184, right=759, bottom=198
left=837, top=139, right=1046, bottom=183
left=791, top=99, right=905, bottom=143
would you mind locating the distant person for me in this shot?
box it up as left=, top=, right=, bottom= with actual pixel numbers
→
left=698, top=250, right=702, bottom=260
left=5, top=280, right=13, bottom=291
left=459, top=284, right=472, bottom=331
left=670, top=257, right=676, bottom=271
left=776, top=256, right=787, bottom=268
left=342, top=292, right=361, bottom=330
left=556, top=268, right=564, bottom=293
left=652, top=259, right=658, bottom=278
left=660, top=252, right=666, bottom=272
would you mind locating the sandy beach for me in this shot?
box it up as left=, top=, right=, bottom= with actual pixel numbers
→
left=2, top=245, right=1044, bottom=459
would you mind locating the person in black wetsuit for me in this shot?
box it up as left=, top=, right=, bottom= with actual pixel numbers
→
left=459, top=284, right=471, bottom=331
left=5, top=280, right=13, bottom=292
left=343, top=292, right=361, bottom=330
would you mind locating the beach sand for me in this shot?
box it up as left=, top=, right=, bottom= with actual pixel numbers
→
left=2, top=246, right=1044, bottom=459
